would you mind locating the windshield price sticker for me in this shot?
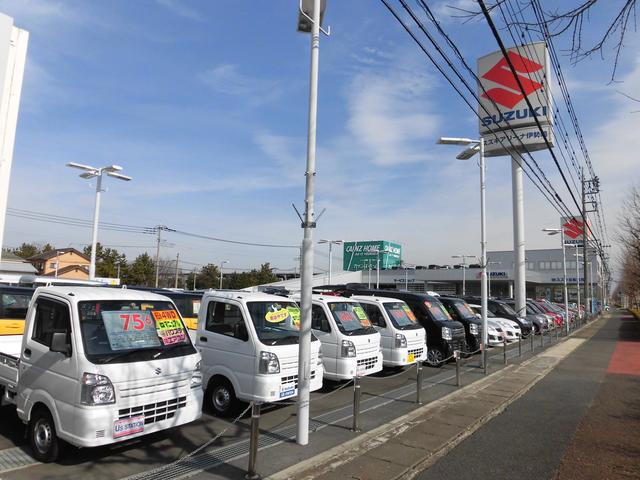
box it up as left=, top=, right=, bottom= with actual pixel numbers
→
left=152, top=310, right=186, bottom=345
left=266, top=308, right=290, bottom=323
left=402, top=305, right=417, bottom=321
left=286, top=306, right=301, bottom=328
left=102, top=310, right=161, bottom=351
left=353, top=306, right=367, bottom=320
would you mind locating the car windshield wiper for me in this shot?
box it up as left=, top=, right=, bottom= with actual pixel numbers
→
left=99, top=348, right=159, bottom=364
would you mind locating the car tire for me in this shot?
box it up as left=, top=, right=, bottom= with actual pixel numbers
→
left=28, top=408, right=60, bottom=463
left=426, top=347, right=445, bottom=368
left=207, top=378, right=239, bottom=417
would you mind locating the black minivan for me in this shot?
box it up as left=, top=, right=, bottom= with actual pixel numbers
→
left=438, top=296, right=482, bottom=353
left=335, top=286, right=466, bottom=367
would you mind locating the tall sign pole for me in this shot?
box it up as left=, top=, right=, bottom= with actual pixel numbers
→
left=581, top=168, right=589, bottom=315
left=0, top=14, right=28, bottom=265
left=477, top=43, right=554, bottom=317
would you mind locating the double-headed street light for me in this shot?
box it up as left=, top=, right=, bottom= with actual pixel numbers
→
left=451, top=254, right=476, bottom=296
left=318, top=239, right=342, bottom=284
left=437, top=136, right=487, bottom=373
left=542, top=227, right=569, bottom=334
left=66, top=162, right=131, bottom=280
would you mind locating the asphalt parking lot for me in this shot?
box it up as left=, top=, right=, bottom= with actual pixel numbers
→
left=0, top=328, right=576, bottom=480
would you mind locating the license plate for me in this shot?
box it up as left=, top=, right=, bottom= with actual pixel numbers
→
left=279, top=386, right=296, bottom=398
left=407, top=353, right=415, bottom=363
left=113, top=415, right=145, bottom=439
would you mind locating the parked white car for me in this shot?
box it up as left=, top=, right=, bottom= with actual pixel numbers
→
left=197, top=291, right=323, bottom=416
left=302, top=294, right=383, bottom=381
left=0, top=287, right=203, bottom=462
left=469, top=303, right=521, bottom=343
left=350, top=295, right=427, bottom=367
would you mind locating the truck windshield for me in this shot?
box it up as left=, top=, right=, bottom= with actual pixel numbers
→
left=500, top=303, right=517, bottom=316
left=246, top=301, right=308, bottom=345
left=78, top=300, right=196, bottom=364
left=383, top=302, right=422, bottom=330
left=329, top=302, right=376, bottom=335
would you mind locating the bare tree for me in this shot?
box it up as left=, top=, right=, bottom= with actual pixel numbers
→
left=617, top=186, right=640, bottom=305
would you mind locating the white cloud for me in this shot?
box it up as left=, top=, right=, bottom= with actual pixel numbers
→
left=198, top=64, right=282, bottom=105
left=155, top=0, right=204, bottom=22
left=346, top=67, right=440, bottom=166
left=431, top=0, right=479, bottom=23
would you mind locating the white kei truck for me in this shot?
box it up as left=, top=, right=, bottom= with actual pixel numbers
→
left=350, top=295, right=427, bottom=367
left=0, top=286, right=203, bottom=462
left=196, top=291, right=323, bottom=416
left=305, top=294, right=383, bottom=381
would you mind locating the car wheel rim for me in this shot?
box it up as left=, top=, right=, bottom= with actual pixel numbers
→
left=213, top=386, right=231, bottom=411
left=427, top=349, right=443, bottom=365
left=34, top=418, right=52, bottom=454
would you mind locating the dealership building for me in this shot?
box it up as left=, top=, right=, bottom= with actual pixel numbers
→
left=375, top=248, right=602, bottom=303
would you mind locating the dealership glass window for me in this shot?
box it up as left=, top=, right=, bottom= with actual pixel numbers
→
left=551, top=261, right=563, bottom=269
left=539, top=261, right=551, bottom=270
left=526, top=262, right=535, bottom=270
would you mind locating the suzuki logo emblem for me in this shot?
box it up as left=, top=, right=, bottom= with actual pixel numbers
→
left=481, top=51, right=544, bottom=109
left=154, top=368, right=162, bottom=375
left=563, top=218, right=585, bottom=239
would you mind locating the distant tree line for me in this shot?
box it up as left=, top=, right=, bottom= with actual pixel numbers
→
left=6, top=242, right=277, bottom=290
left=617, top=186, right=640, bottom=307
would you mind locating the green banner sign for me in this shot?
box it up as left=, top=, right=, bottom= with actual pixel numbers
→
left=343, top=241, right=402, bottom=271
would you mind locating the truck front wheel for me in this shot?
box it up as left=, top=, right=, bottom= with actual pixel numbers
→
left=28, top=408, right=60, bottom=463
left=207, top=378, right=239, bottom=417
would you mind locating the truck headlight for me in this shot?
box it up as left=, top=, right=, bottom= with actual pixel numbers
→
left=442, top=327, right=452, bottom=341
left=394, top=333, right=407, bottom=348
left=341, top=340, right=356, bottom=358
left=259, top=351, right=280, bottom=374
left=190, top=361, right=202, bottom=389
left=81, top=372, right=115, bottom=405
left=469, top=324, right=479, bottom=335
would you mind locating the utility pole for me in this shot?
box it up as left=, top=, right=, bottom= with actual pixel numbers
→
left=174, top=252, right=180, bottom=288
left=192, top=267, right=197, bottom=290
left=581, top=167, right=589, bottom=316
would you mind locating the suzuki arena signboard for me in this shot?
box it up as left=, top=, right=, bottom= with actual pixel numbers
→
left=343, top=241, right=402, bottom=272
left=562, top=216, right=588, bottom=246
left=477, top=42, right=554, bottom=157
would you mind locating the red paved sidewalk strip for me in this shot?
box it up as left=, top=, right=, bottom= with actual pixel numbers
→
left=607, top=341, right=640, bottom=376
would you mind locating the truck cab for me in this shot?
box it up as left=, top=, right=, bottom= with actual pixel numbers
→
left=350, top=295, right=427, bottom=367
left=438, top=296, right=482, bottom=353
left=0, top=286, right=203, bottom=462
left=305, top=294, right=383, bottom=381
left=196, top=291, right=323, bottom=416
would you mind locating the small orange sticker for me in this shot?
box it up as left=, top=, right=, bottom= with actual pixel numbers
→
left=152, top=310, right=179, bottom=321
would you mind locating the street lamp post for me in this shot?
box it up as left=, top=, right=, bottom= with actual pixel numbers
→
left=438, top=137, right=487, bottom=373
left=219, top=260, right=229, bottom=289
left=318, top=239, right=342, bottom=284
left=573, top=247, right=582, bottom=319
left=451, top=254, right=475, bottom=296
left=542, top=226, right=569, bottom=334
left=66, top=162, right=131, bottom=280
left=296, top=0, right=328, bottom=447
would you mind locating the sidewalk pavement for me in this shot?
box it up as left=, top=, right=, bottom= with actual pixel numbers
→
left=270, top=317, right=606, bottom=480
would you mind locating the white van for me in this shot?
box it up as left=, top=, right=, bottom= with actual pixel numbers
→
left=0, top=287, right=203, bottom=462
left=304, top=294, right=383, bottom=381
left=196, top=291, right=323, bottom=416
left=351, top=295, right=427, bottom=367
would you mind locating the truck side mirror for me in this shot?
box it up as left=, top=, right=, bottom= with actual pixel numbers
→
left=476, top=313, right=481, bottom=319
left=50, top=332, right=71, bottom=357
left=233, top=322, right=249, bottom=342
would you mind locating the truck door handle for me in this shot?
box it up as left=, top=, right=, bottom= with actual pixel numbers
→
left=24, top=348, right=31, bottom=357
left=199, top=336, right=208, bottom=342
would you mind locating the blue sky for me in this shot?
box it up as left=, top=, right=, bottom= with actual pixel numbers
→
left=1, top=0, right=638, bottom=277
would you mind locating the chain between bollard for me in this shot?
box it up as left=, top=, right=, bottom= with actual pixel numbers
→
left=245, top=402, right=261, bottom=480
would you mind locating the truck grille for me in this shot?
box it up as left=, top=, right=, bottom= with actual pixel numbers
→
left=356, top=343, right=379, bottom=357
left=357, top=356, right=378, bottom=371
left=280, top=371, right=317, bottom=389
left=408, top=347, right=424, bottom=358
left=118, top=396, right=187, bottom=425
left=118, top=376, right=189, bottom=399
left=452, top=327, right=465, bottom=339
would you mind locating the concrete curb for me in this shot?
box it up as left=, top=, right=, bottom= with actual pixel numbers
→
left=268, top=315, right=607, bottom=480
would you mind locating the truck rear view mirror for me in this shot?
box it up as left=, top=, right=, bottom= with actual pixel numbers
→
left=50, top=332, right=71, bottom=357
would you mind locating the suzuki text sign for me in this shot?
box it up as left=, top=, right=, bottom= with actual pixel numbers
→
left=343, top=241, right=402, bottom=272
left=562, top=216, right=588, bottom=247
left=477, top=43, right=553, bottom=157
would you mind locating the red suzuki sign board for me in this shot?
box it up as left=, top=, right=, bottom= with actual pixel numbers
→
left=477, top=42, right=554, bottom=157
left=562, top=216, right=588, bottom=246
